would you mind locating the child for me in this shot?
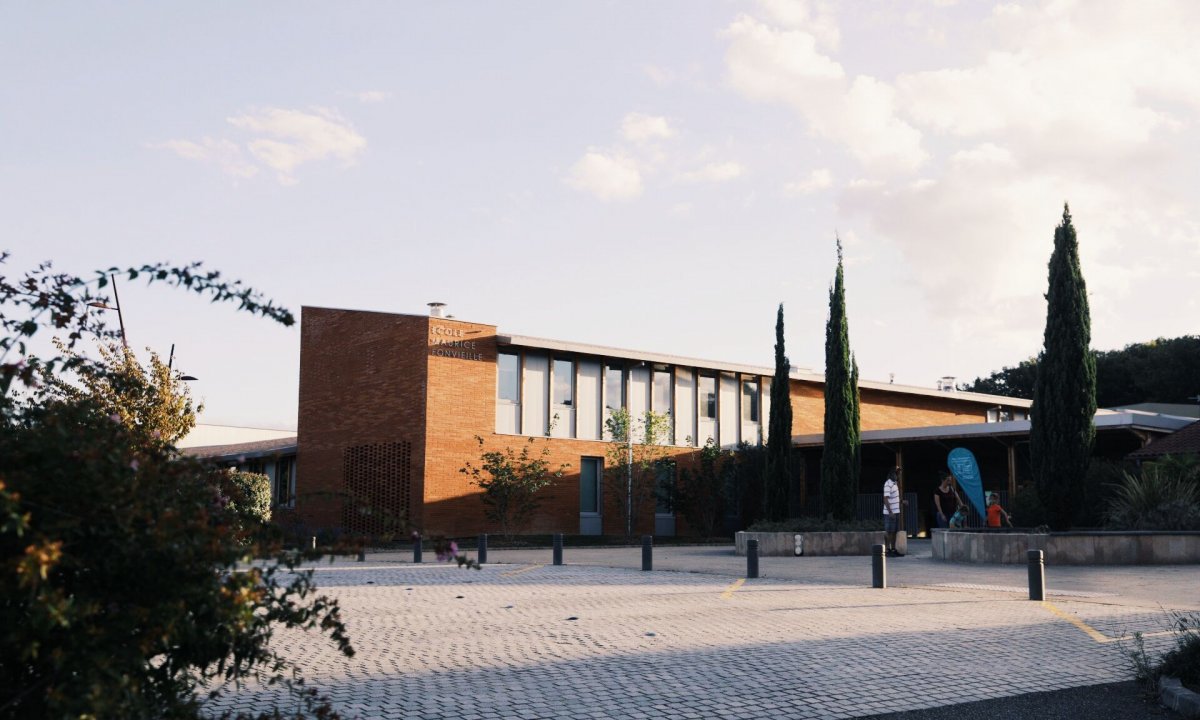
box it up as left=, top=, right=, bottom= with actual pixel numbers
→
left=948, top=505, right=968, bottom=529
left=986, top=491, right=1013, bottom=528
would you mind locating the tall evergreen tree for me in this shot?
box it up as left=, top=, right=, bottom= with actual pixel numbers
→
left=821, top=238, right=860, bottom=521
left=1030, top=204, right=1097, bottom=530
left=763, top=303, right=792, bottom=521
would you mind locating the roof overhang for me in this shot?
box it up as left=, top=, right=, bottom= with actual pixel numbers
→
left=791, top=411, right=1192, bottom=447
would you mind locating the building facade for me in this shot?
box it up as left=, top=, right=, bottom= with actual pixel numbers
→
left=295, top=306, right=1052, bottom=538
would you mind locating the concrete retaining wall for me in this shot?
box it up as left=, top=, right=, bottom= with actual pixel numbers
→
left=735, top=531, right=886, bottom=557
left=932, top=529, right=1200, bottom=564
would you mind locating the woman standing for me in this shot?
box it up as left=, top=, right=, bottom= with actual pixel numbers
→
left=934, top=473, right=960, bottom=528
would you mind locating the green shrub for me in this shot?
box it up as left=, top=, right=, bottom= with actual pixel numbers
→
left=1075, top=459, right=1128, bottom=527
left=1125, top=611, right=1200, bottom=690
left=747, top=515, right=883, bottom=533
left=1106, top=465, right=1200, bottom=530
left=1010, top=485, right=1047, bottom=528
left=222, top=469, right=272, bottom=526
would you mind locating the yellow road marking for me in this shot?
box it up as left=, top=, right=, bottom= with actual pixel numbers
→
left=1041, top=601, right=1115, bottom=643
left=499, top=564, right=543, bottom=577
left=720, top=578, right=746, bottom=599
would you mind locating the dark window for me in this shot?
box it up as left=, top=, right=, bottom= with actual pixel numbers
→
left=699, top=375, right=717, bottom=419
left=580, top=457, right=602, bottom=514
left=498, top=353, right=520, bottom=403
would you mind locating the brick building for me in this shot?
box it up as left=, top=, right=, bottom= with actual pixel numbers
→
left=298, top=304, right=1182, bottom=539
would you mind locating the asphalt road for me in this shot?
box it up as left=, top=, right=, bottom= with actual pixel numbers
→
left=860, top=681, right=1181, bottom=720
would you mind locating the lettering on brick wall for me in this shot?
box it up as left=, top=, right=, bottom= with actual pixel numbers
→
left=429, top=325, right=484, bottom=361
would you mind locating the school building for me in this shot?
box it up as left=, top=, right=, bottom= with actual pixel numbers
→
left=288, top=304, right=1190, bottom=539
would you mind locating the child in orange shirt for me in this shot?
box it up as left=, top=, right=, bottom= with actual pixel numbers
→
left=986, top=491, right=1013, bottom=528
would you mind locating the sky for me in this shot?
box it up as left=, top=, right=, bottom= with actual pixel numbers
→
left=3, top=0, right=1198, bottom=431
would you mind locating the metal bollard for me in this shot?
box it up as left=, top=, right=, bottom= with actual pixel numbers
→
left=478, top=534, right=488, bottom=565
left=311, top=536, right=317, bottom=551
left=357, top=544, right=366, bottom=562
left=1028, top=549, right=1045, bottom=601
left=872, top=543, right=887, bottom=589
left=553, top=533, right=563, bottom=566
left=642, top=535, right=653, bottom=571
left=413, top=537, right=423, bottom=564
left=747, top=539, right=759, bottom=579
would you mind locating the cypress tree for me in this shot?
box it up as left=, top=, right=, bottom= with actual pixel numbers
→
left=821, top=238, right=860, bottom=521
left=1030, top=204, right=1096, bottom=530
left=763, top=303, right=792, bottom=521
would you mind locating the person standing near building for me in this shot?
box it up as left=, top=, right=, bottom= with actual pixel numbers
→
left=883, top=469, right=903, bottom=557
left=934, top=472, right=960, bottom=528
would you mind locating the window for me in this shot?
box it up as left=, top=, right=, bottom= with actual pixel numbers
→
left=653, top=369, right=671, bottom=415
left=699, top=375, right=717, bottom=419
left=274, top=456, right=295, bottom=507
left=655, top=461, right=675, bottom=514
left=742, top=378, right=759, bottom=423
left=605, top=366, right=624, bottom=409
left=552, top=359, right=574, bottom=407
left=498, top=352, right=520, bottom=403
left=580, top=457, right=602, bottom=514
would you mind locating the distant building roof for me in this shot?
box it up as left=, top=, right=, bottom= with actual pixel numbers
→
left=1128, top=420, right=1200, bottom=460
left=183, top=436, right=297, bottom=461
left=1111, top=403, right=1200, bottom=419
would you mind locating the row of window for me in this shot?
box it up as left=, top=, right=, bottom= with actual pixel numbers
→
left=497, top=350, right=769, bottom=448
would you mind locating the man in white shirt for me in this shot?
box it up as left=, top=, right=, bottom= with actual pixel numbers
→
left=883, top=469, right=903, bottom=557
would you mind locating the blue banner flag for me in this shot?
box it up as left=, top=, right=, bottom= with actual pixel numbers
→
left=947, top=448, right=987, bottom=521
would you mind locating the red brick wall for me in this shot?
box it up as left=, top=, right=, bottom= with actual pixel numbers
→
left=789, top=380, right=991, bottom=434
left=296, top=307, right=430, bottom=529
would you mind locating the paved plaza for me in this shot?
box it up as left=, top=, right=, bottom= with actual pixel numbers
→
left=209, top=541, right=1197, bottom=719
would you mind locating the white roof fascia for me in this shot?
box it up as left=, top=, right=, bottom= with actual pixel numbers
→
left=496, top=334, right=789, bottom=378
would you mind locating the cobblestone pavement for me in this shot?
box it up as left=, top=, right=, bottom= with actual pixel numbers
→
left=206, top=544, right=1195, bottom=719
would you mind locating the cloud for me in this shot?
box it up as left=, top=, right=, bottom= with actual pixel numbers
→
left=680, top=161, right=745, bottom=183
left=723, top=14, right=926, bottom=174
left=355, top=90, right=390, bottom=103
left=151, top=137, right=258, bottom=179
left=228, top=107, right=366, bottom=184
left=621, top=113, right=676, bottom=143
left=756, top=0, right=840, bottom=50
left=566, top=150, right=643, bottom=201
left=783, top=168, right=832, bottom=195
left=154, top=106, right=366, bottom=185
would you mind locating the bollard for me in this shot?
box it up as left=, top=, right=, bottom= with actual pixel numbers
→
left=357, top=544, right=366, bottom=562
left=747, top=539, right=760, bottom=579
left=642, top=535, right=653, bottom=571
left=413, top=537, right=423, bottom=564
left=871, top=543, right=887, bottom=589
left=478, top=534, right=488, bottom=565
left=1027, top=549, right=1045, bottom=601
left=553, top=533, right=563, bottom=566
left=311, top=536, right=317, bottom=551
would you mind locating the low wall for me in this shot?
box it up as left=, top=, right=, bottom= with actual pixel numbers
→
left=932, top=529, right=1200, bottom=564
left=735, top=531, right=886, bottom=557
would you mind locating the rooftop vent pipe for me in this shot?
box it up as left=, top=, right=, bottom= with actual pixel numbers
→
left=937, top=376, right=957, bottom=392
left=427, top=302, right=446, bottom=318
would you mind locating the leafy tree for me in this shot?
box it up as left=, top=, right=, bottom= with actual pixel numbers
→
left=965, top=336, right=1200, bottom=406
left=0, top=255, right=358, bottom=718
left=604, top=407, right=671, bottom=539
left=460, top=435, right=567, bottom=538
left=1029, top=205, right=1097, bottom=530
left=672, top=438, right=731, bottom=538
left=821, top=238, right=860, bottom=521
left=40, top=339, right=201, bottom=446
left=763, top=303, right=792, bottom=521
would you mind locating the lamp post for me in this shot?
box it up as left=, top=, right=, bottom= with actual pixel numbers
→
left=166, top=344, right=198, bottom=381
left=86, top=273, right=128, bottom=348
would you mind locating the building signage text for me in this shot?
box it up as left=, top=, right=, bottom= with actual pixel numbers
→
left=429, top=324, right=484, bottom=361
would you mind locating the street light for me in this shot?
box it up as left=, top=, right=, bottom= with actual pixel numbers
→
left=167, top=344, right=198, bottom=382
left=86, top=273, right=127, bottom=348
